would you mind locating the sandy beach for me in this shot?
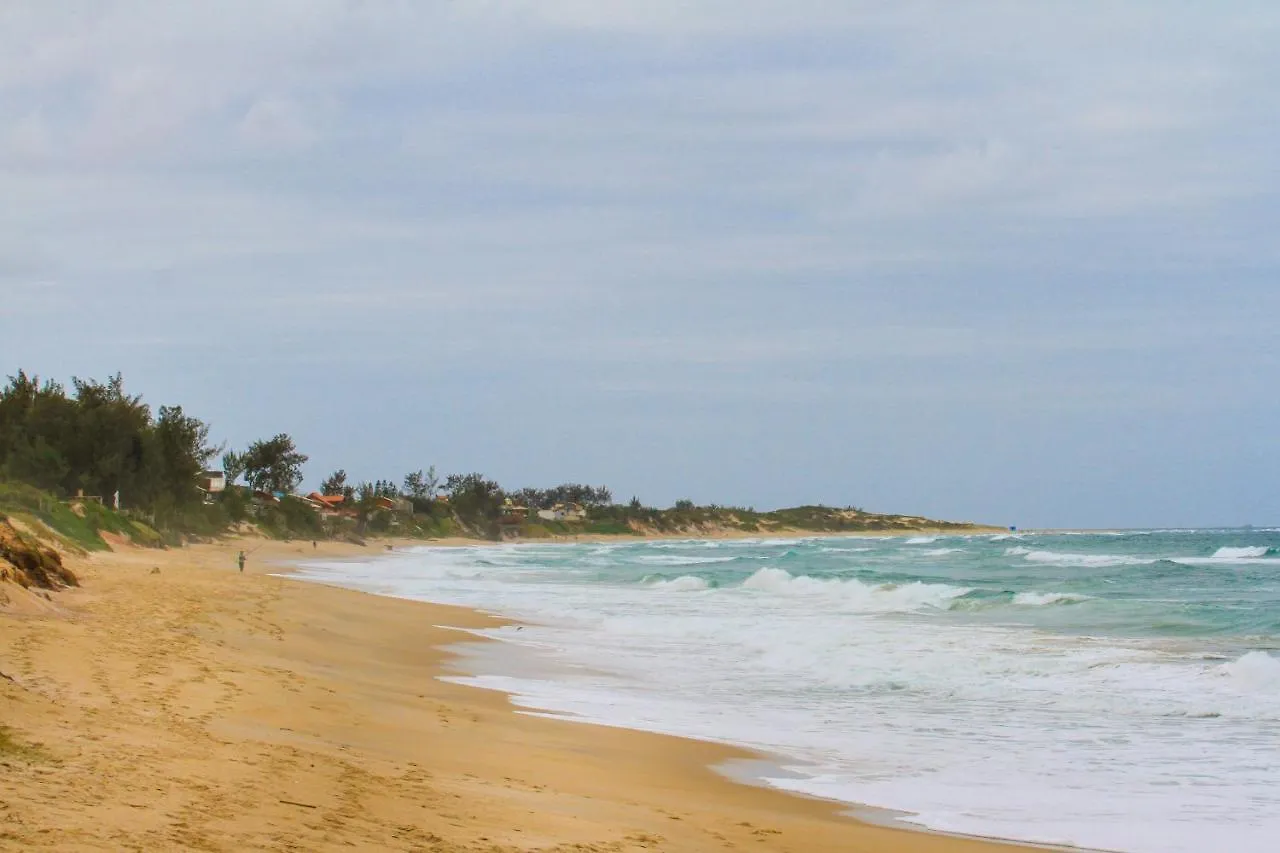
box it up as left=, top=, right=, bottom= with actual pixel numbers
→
left=1, top=537, right=1037, bottom=852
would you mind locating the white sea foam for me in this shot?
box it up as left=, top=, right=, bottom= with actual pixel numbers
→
left=648, top=539, right=725, bottom=549
left=1212, top=546, right=1272, bottom=559
left=918, top=547, right=962, bottom=557
left=905, top=536, right=938, bottom=544
left=1007, top=547, right=1151, bottom=567
left=740, top=568, right=969, bottom=611
left=635, top=554, right=737, bottom=566
left=294, top=534, right=1280, bottom=853
left=648, top=575, right=711, bottom=591
left=1219, top=651, right=1280, bottom=690
left=1012, top=591, right=1091, bottom=606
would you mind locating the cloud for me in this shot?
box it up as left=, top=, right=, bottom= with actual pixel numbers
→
left=236, top=96, right=319, bottom=151
left=2, top=2, right=1278, bottom=525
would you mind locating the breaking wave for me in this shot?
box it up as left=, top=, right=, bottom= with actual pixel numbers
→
left=1012, top=591, right=1092, bottom=607
left=635, top=554, right=738, bottom=566
left=1212, top=546, right=1276, bottom=560
left=947, top=589, right=1093, bottom=611
left=740, top=567, right=969, bottom=611
left=1005, top=546, right=1151, bottom=567
left=648, top=575, right=712, bottom=592
left=1218, top=651, right=1280, bottom=691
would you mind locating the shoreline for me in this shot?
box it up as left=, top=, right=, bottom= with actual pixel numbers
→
left=1, top=536, right=1043, bottom=852
left=289, top=537, right=1073, bottom=851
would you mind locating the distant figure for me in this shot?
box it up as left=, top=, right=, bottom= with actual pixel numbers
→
left=238, top=550, right=246, bottom=573
left=312, top=540, right=318, bottom=549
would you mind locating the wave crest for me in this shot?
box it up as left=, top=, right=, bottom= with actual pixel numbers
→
left=1005, top=546, right=1151, bottom=567
left=1219, top=651, right=1280, bottom=691
left=1212, top=546, right=1275, bottom=560
left=648, top=575, right=711, bottom=591
left=741, top=567, right=968, bottom=611
left=1011, top=591, right=1091, bottom=607
left=636, top=554, right=736, bottom=566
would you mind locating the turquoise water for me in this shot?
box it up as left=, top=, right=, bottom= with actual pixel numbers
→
left=298, top=528, right=1280, bottom=853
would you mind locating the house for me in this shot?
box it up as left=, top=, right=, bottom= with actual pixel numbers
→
left=296, top=495, right=329, bottom=513
left=307, top=492, right=349, bottom=516
left=197, top=471, right=227, bottom=494
left=536, top=503, right=587, bottom=522
left=499, top=500, right=528, bottom=538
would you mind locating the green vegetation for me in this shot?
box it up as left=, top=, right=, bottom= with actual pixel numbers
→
left=0, top=480, right=159, bottom=551
left=0, top=369, right=989, bottom=550
left=232, top=434, right=308, bottom=494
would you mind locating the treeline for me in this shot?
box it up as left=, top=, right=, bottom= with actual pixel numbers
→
left=1, top=370, right=979, bottom=546
left=0, top=372, right=215, bottom=529
left=0, top=371, right=625, bottom=542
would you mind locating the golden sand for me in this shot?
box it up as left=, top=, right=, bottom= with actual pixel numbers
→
left=0, top=538, right=1034, bottom=852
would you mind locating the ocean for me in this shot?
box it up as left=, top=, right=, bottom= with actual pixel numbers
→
left=295, top=529, right=1280, bottom=853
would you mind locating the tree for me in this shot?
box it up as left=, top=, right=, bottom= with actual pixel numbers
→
left=444, top=472, right=505, bottom=533
left=222, top=450, right=247, bottom=486
left=0, top=373, right=73, bottom=492
left=240, top=434, right=307, bottom=494
left=67, top=373, right=151, bottom=501
left=144, top=405, right=217, bottom=508
left=513, top=487, right=548, bottom=509
left=402, top=466, right=439, bottom=500
left=538, top=483, right=613, bottom=508
left=320, top=469, right=349, bottom=497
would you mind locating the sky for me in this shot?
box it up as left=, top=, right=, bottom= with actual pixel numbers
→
left=3, top=2, right=1278, bottom=528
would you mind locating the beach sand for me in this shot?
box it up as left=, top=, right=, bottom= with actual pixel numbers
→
left=0, top=538, right=1035, bottom=852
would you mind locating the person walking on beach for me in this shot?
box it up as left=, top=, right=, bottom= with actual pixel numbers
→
left=237, top=550, right=246, bottom=573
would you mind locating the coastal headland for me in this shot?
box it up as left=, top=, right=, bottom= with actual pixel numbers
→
left=0, top=535, right=1037, bottom=852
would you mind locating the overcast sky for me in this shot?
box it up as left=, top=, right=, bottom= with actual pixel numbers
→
left=3, top=2, right=1278, bottom=528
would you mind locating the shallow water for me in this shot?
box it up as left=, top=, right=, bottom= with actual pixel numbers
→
left=296, top=529, right=1280, bottom=853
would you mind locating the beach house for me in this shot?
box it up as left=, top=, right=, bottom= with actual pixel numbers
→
left=536, top=503, right=587, bottom=522
left=499, top=499, right=528, bottom=539
left=306, top=492, right=349, bottom=517
left=196, top=471, right=227, bottom=503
